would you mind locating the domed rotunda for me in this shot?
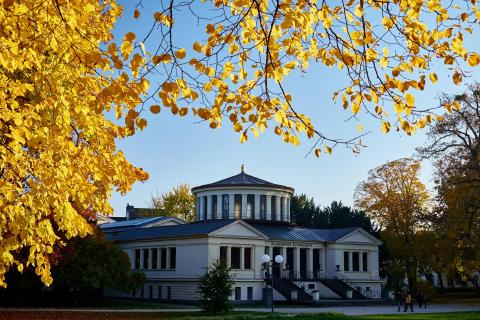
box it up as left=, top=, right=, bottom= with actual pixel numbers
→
left=191, top=165, right=293, bottom=223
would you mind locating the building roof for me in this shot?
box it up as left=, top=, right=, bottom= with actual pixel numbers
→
left=248, top=223, right=358, bottom=242
left=105, top=220, right=234, bottom=242
left=105, top=219, right=361, bottom=243
left=100, top=217, right=171, bottom=233
left=191, top=171, right=294, bottom=193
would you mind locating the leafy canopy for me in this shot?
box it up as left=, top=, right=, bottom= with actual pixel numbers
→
left=151, top=184, right=196, bottom=222
left=2, top=0, right=480, bottom=287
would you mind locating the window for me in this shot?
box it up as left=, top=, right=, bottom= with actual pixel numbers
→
left=280, top=197, right=285, bottom=221
left=244, top=247, right=252, bottom=269
left=260, top=195, right=266, bottom=219
left=143, top=249, right=149, bottom=269
left=151, top=248, right=158, bottom=269
left=246, top=194, right=254, bottom=219
left=231, top=247, right=241, bottom=269
left=149, top=285, right=153, bottom=299
left=134, top=249, right=140, bottom=269
left=352, top=252, right=360, bottom=271
left=247, top=287, right=253, bottom=301
left=234, top=287, right=241, bottom=300
left=234, top=194, right=242, bottom=219
left=161, top=248, right=167, bottom=269
left=203, top=196, right=208, bottom=220
left=158, top=286, right=162, bottom=299
left=167, top=286, right=172, bottom=300
left=362, top=252, right=368, bottom=271
left=169, top=247, right=176, bottom=269
left=141, top=287, right=144, bottom=298
left=220, top=246, right=228, bottom=265
left=344, top=251, right=350, bottom=271
left=271, top=196, right=277, bottom=220
left=222, top=194, right=229, bottom=219
left=264, top=246, right=270, bottom=255
left=212, top=195, right=217, bottom=219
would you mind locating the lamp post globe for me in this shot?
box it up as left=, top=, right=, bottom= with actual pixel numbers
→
left=274, top=255, right=284, bottom=264
left=260, top=254, right=271, bottom=264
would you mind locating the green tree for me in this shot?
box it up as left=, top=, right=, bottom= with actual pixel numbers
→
left=290, top=194, right=327, bottom=228
left=151, top=184, right=196, bottom=221
left=198, top=260, right=234, bottom=314
left=53, top=232, right=144, bottom=294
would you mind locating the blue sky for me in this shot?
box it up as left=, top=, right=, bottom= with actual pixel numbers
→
left=108, top=1, right=476, bottom=217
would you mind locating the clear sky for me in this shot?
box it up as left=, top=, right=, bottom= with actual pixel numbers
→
left=108, top=1, right=476, bottom=217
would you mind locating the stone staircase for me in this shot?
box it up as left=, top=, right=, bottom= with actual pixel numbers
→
left=319, top=278, right=366, bottom=299
left=272, top=278, right=313, bottom=302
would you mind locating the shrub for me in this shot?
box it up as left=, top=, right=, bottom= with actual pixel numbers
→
left=199, top=259, right=234, bottom=313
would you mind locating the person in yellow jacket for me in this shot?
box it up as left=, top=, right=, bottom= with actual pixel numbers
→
left=403, top=291, right=414, bottom=312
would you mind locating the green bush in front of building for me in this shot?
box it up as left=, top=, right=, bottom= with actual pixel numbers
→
left=199, top=259, right=234, bottom=314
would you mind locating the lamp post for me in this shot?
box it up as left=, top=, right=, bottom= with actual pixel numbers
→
left=260, top=253, right=284, bottom=313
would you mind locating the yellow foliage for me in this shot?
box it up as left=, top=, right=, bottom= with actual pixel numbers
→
left=0, top=0, right=148, bottom=287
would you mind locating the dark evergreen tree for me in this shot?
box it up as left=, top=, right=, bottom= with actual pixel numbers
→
left=199, top=260, right=234, bottom=314
left=324, top=201, right=375, bottom=233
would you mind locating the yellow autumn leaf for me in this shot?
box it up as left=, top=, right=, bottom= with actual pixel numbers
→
left=467, top=53, right=480, bottom=67
left=405, top=93, right=415, bottom=107
left=429, top=73, right=438, bottom=84
left=150, top=105, right=161, bottom=114
left=175, top=48, right=186, bottom=59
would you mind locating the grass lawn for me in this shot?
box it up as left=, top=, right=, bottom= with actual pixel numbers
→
left=0, top=311, right=479, bottom=320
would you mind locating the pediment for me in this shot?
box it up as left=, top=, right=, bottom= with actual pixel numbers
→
left=210, top=221, right=267, bottom=239
left=336, top=229, right=381, bottom=245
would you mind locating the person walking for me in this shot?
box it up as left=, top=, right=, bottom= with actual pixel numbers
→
left=416, top=290, right=424, bottom=309
left=421, top=291, right=428, bottom=309
left=396, top=291, right=404, bottom=312
left=404, top=291, right=414, bottom=312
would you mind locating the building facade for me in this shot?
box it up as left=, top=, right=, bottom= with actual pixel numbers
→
left=103, top=168, right=383, bottom=302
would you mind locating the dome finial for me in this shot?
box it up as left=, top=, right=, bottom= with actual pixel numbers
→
left=241, top=164, right=245, bottom=173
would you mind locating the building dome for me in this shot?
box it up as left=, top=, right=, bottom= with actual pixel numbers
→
left=191, top=166, right=294, bottom=223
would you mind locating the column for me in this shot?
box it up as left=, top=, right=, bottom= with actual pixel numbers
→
left=359, top=251, right=363, bottom=272
left=287, top=198, right=291, bottom=222
left=266, top=195, right=272, bottom=220
left=307, top=248, right=313, bottom=279
left=240, top=246, right=244, bottom=269
left=207, top=195, right=212, bottom=220
left=199, top=196, right=205, bottom=221
left=229, top=194, right=235, bottom=219
left=254, top=194, right=260, bottom=220
left=294, top=247, right=300, bottom=279
left=227, top=246, right=231, bottom=268
left=280, top=247, right=287, bottom=274
left=166, top=247, right=171, bottom=269
left=283, top=197, right=288, bottom=221
left=216, top=194, right=222, bottom=219
left=322, top=248, right=326, bottom=277
left=348, top=252, right=353, bottom=272
left=241, top=194, right=247, bottom=219
left=275, top=196, right=281, bottom=221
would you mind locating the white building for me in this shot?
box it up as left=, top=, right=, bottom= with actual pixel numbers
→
left=102, top=168, right=383, bottom=302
